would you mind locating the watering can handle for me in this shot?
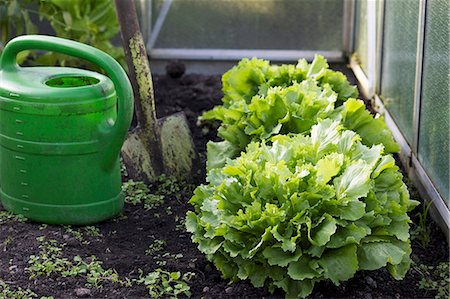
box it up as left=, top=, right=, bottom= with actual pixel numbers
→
left=0, top=35, right=134, bottom=168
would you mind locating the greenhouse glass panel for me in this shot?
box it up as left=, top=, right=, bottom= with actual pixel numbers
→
left=418, top=0, right=450, bottom=204
left=150, top=0, right=344, bottom=51
left=380, top=0, right=420, bottom=144
left=354, top=0, right=368, bottom=75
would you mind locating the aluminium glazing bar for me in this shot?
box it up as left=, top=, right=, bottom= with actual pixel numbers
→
left=411, top=155, right=450, bottom=233
left=373, top=94, right=449, bottom=235
left=349, top=55, right=370, bottom=98
left=137, top=0, right=151, bottom=44
left=343, top=0, right=356, bottom=54
left=375, top=0, right=385, bottom=94
left=147, top=0, right=173, bottom=50
left=367, top=0, right=377, bottom=98
left=148, top=49, right=345, bottom=62
left=412, top=0, right=427, bottom=154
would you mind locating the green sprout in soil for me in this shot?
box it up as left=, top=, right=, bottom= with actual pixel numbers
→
left=145, top=239, right=167, bottom=256
left=410, top=201, right=433, bottom=248
left=0, top=235, right=13, bottom=251
left=123, top=180, right=151, bottom=205
left=134, top=269, right=195, bottom=299
left=120, top=158, right=128, bottom=177
left=174, top=215, right=186, bottom=232
left=64, top=226, right=103, bottom=245
left=0, top=279, right=49, bottom=299
left=0, top=211, right=27, bottom=224
left=151, top=174, right=194, bottom=197
left=123, top=175, right=193, bottom=211
left=144, top=194, right=165, bottom=210
left=414, top=262, right=450, bottom=299
left=27, top=237, right=129, bottom=288
left=155, top=253, right=184, bottom=267
left=84, top=226, right=102, bottom=237
left=165, top=206, right=173, bottom=215
left=123, top=180, right=164, bottom=210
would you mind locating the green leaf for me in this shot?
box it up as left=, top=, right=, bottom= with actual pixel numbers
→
left=315, top=153, right=344, bottom=184
left=309, top=214, right=337, bottom=246
left=334, top=160, right=372, bottom=200
left=327, top=223, right=369, bottom=248
left=287, top=255, right=322, bottom=280
left=331, top=200, right=367, bottom=221
left=372, top=155, right=396, bottom=178
left=213, top=251, right=238, bottom=278
left=62, top=11, right=72, bottom=27
left=311, top=120, right=341, bottom=157
left=357, top=240, right=406, bottom=270
left=185, top=212, right=200, bottom=234
left=318, top=69, right=358, bottom=104
left=342, top=98, right=400, bottom=153
left=319, top=245, right=358, bottom=284
left=372, top=220, right=410, bottom=241
left=387, top=242, right=411, bottom=279
left=274, top=276, right=315, bottom=299
left=306, top=54, right=328, bottom=78
left=263, top=246, right=302, bottom=267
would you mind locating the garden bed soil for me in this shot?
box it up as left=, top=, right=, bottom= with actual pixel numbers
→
left=0, top=63, right=448, bottom=299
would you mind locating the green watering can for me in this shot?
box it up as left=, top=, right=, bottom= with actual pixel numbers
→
left=0, top=35, right=134, bottom=225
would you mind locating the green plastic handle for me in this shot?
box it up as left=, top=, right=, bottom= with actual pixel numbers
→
left=0, top=35, right=134, bottom=169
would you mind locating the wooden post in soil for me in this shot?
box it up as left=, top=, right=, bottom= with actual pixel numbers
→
left=114, top=0, right=197, bottom=182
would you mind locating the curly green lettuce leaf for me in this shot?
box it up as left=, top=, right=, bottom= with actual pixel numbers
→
left=186, top=120, right=415, bottom=298
left=340, top=98, right=400, bottom=153
left=205, top=55, right=356, bottom=115
left=204, top=80, right=398, bottom=170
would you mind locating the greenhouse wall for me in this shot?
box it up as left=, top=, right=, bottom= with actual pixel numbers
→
left=418, top=0, right=449, bottom=204
left=140, top=0, right=351, bottom=73
left=351, top=0, right=449, bottom=230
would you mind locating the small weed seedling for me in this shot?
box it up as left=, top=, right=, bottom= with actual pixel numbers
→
left=134, top=269, right=194, bottom=299
left=155, top=253, right=184, bottom=267
left=0, top=211, right=27, bottom=224
left=120, top=158, right=128, bottom=177
left=152, top=174, right=194, bottom=197
left=64, top=226, right=86, bottom=244
left=84, top=226, right=102, bottom=237
left=145, top=239, right=167, bottom=256
left=27, top=237, right=128, bottom=288
left=411, top=201, right=433, bottom=247
left=123, top=180, right=164, bottom=210
left=27, top=237, right=72, bottom=278
left=414, top=262, right=450, bottom=299
left=64, top=226, right=103, bottom=244
left=1, top=235, right=13, bottom=252
left=64, top=256, right=130, bottom=288
left=174, top=215, right=186, bottom=232
left=143, top=194, right=164, bottom=210
left=0, top=279, right=44, bottom=299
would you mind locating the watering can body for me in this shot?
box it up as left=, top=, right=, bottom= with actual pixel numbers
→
left=0, top=35, right=134, bottom=225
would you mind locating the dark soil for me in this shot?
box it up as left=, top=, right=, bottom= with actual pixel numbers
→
left=0, top=62, right=448, bottom=299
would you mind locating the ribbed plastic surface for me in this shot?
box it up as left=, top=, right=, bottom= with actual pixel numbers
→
left=418, top=0, right=449, bottom=203
left=150, top=0, right=344, bottom=51
left=380, top=0, right=420, bottom=144
left=354, top=0, right=368, bottom=75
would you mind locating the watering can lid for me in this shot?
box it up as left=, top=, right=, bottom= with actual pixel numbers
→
left=0, top=66, right=115, bottom=104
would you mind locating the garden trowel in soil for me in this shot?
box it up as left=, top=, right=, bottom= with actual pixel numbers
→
left=114, top=0, right=197, bottom=182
